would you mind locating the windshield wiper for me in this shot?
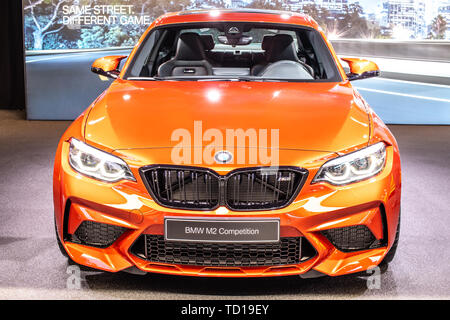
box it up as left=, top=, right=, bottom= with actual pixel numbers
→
left=127, top=76, right=168, bottom=81
left=235, top=76, right=288, bottom=82
left=197, top=77, right=285, bottom=82
left=127, top=76, right=289, bottom=82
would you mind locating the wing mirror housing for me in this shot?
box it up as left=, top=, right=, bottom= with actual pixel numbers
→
left=341, top=58, right=380, bottom=81
left=91, top=55, right=127, bottom=79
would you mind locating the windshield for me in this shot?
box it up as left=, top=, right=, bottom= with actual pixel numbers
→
left=125, top=22, right=341, bottom=82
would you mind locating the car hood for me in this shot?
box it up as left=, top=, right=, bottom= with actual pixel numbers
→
left=85, top=80, right=370, bottom=153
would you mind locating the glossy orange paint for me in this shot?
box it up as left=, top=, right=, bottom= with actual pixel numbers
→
left=92, top=55, right=127, bottom=72
left=53, top=10, right=401, bottom=277
left=341, top=58, right=380, bottom=75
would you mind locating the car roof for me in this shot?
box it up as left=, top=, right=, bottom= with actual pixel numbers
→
left=152, top=9, right=320, bottom=30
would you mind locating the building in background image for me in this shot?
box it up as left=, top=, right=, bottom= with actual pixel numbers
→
left=286, top=0, right=349, bottom=13
left=380, top=0, right=426, bottom=39
left=228, top=0, right=251, bottom=8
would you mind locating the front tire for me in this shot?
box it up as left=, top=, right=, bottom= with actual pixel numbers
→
left=382, top=211, right=400, bottom=264
left=54, top=218, right=108, bottom=272
left=54, top=218, right=69, bottom=258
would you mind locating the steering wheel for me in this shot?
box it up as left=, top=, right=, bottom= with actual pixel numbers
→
left=259, top=60, right=314, bottom=80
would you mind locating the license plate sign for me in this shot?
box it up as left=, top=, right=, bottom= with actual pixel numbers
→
left=164, top=218, right=280, bottom=243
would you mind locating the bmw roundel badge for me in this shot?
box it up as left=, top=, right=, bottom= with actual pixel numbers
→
left=214, top=150, right=233, bottom=164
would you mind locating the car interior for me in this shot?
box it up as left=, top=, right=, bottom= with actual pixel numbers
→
left=126, top=23, right=340, bottom=81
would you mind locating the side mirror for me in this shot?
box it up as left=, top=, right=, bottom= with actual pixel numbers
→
left=341, top=58, right=380, bottom=81
left=91, top=55, right=127, bottom=79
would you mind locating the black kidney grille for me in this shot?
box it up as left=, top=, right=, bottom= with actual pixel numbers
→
left=321, top=225, right=382, bottom=252
left=226, top=169, right=302, bottom=210
left=144, top=168, right=220, bottom=209
left=135, top=235, right=301, bottom=267
left=141, top=166, right=307, bottom=211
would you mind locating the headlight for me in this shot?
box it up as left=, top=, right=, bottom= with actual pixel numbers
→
left=69, top=138, right=135, bottom=183
left=312, top=142, right=386, bottom=185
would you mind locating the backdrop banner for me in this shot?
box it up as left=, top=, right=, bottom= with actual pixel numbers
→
left=23, top=0, right=450, bottom=122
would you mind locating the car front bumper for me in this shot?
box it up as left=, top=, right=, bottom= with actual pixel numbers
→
left=54, top=141, right=401, bottom=277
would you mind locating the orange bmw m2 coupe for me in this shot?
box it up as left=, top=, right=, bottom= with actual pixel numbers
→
left=53, top=9, right=401, bottom=278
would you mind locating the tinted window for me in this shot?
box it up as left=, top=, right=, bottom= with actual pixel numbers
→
left=125, top=22, right=341, bottom=82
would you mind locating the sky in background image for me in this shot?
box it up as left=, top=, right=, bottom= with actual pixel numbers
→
left=352, top=0, right=379, bottom=13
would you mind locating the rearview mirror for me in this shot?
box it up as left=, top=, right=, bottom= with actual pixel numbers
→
left=217, top=35, right=253, bottom=46
left=91, top=55, right=127, bottom=79
left=341, top=58, right=380, bottom=81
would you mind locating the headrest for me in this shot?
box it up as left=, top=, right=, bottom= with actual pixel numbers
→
left=265, top=34, right=299, bottom=63
left=200, top=35, right=215, bottom=51
left=175, top=32, right=207, bottom=61
left=261, top=35, right=275, bottom=51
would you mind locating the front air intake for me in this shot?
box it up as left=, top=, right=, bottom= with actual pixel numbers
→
left=130, top=235, right=317, bottom=267
left=71, top=220, right=127, bottom=248
left=321, top=225, right=382, bottom=252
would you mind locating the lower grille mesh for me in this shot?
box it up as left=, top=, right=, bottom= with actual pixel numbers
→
left=133, top=235, right=303, bottom=267
left=72, top=220, right=126, bottom=248
left=321, top=225, right=380, bottom=252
